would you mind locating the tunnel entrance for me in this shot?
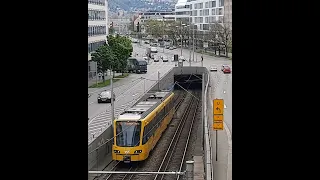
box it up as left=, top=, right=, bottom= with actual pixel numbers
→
left=174, top=74, right=203, bottom=90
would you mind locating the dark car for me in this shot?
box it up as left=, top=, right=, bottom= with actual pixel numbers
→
left=137, top=60, right=148, bottom=73
left=98, top=90, right=115, bottom=103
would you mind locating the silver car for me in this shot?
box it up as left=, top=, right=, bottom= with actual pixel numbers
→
left=163, top=56, right=169, bottom=62
left=97, top=90, right=115, bottom=103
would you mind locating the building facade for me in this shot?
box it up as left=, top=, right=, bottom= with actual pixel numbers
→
left=186, top=0, right=224, bottom=31
left=223, top=0, right=232, bottom=30
left=88, top=0, right=108, bottom=78
left=109, top=15, right=131, bottom=35
left=139, top=11, right=176, bottom=24
left=175, top=0, right=190, bottom=24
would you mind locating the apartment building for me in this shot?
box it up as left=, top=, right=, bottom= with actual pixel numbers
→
left=187, top=0, right=224, bottom=31
left=88, top=0, right=108, bottom=78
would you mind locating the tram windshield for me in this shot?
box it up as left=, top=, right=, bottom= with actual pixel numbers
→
left=116, top=121, right=141, bottom=147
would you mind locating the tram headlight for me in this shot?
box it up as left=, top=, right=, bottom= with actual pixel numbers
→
left=114, top=150, right=120, bottom=153
left=134, top=150, right=142, bottom=153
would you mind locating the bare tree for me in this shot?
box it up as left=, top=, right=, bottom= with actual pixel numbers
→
left=209, top=22, right=232, bottom=57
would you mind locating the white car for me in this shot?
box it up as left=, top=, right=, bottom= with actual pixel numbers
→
left=210, top=65, right=218, bottom=71
left=162, top=56, right=169, bottom=62
left=97, top=90, right=115, bottom=103
left=150, top=47, right=158, bottom=53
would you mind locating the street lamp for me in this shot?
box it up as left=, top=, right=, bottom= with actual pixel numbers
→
left=177, top=22, right=186, bottom=57
left=186, top=24, right=191, bottom=67
left=162, top=16, right=165, bottom=53
left=110, top=77, right=123, bottom=122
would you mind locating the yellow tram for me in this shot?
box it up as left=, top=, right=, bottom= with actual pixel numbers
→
left=112, top=91, right=175, bottom=163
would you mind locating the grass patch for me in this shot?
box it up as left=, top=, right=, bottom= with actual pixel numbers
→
left=89, top=73, right=129, bottom=88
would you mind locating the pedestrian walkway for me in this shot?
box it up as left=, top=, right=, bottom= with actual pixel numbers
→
left=88, top=72, right=122, bottom=88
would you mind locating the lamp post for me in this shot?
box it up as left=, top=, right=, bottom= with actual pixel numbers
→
left=176, top=22, right=186, bottom=57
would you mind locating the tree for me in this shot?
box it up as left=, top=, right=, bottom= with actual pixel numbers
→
left=145, top=20, right=165, bottom=38
left=107, top=34, right=133, bottom=75
left=91, top=45, right=116, bottom=82
left=209, top=22, right=232, bottom=58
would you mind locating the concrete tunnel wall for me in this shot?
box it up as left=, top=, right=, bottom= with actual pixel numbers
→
left=88, top=66, right=209, bottom=172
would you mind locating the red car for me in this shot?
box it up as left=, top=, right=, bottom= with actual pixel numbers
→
left=223, top=66, right=231, bottom=74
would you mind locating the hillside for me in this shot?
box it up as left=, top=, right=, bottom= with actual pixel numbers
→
left=109, top=0, right=176, bottom=12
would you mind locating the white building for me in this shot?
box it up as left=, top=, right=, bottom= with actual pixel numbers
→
left=109, top=16, right=131, bottom=35
left=175, top=0, right=190, bottom=24
left=88, top=0, right=108, bottom=78
left=187, top=0, right=224, bottom=31
left=174, top=0, right=224, bottom=31
left=139, top=11, right=176, bottom=24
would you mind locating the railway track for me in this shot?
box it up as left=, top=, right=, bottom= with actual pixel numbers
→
left=93, top=161, right=139, bottom=180
left=105, top=163, right=139, bottom=180
left=92, top=87, right=197, bottom=180
left=153, top=91, right=200, bottom=180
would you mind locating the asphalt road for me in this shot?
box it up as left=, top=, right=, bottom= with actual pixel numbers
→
left=209, top=68, right=232, bottom=134
left=88, top=42, right=232, bottom=144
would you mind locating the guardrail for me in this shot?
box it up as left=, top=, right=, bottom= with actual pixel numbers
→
left=204, top=71, right=213, bottom=180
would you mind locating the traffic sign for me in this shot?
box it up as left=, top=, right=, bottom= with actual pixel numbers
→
left=213, top=122, right=223, bottom=130
left=213, top=99, right=224, bottom=115
left=213, top=115, right=223, bottom=121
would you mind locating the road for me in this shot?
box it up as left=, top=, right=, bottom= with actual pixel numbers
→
left=209, top=69, right=232, bottom=134
left=88, top=41, right=232, bottom=145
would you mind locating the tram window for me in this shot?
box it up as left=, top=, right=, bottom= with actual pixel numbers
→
left=142, top=126, right=149, bottom=144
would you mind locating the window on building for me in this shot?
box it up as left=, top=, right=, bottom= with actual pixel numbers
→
left=217, top=8, right=223, bottom=15
left=205, top=2, right=209, bottom=8
left=203, top=24, right=209, bottom=30
left=204, top=9, right=209, bottom=16
left=210, top=1, right=216, bottom=8
left=211, top=9, right=216, bottom=15
left=219, top=0, right=224, bottom=7
left=205, top=17, right=209, bottom=23
left=209, top=16, right=216, bottom=23
left=200, top=10, right=203, bottom=16
left=193, top=10, right=197, bottom=16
